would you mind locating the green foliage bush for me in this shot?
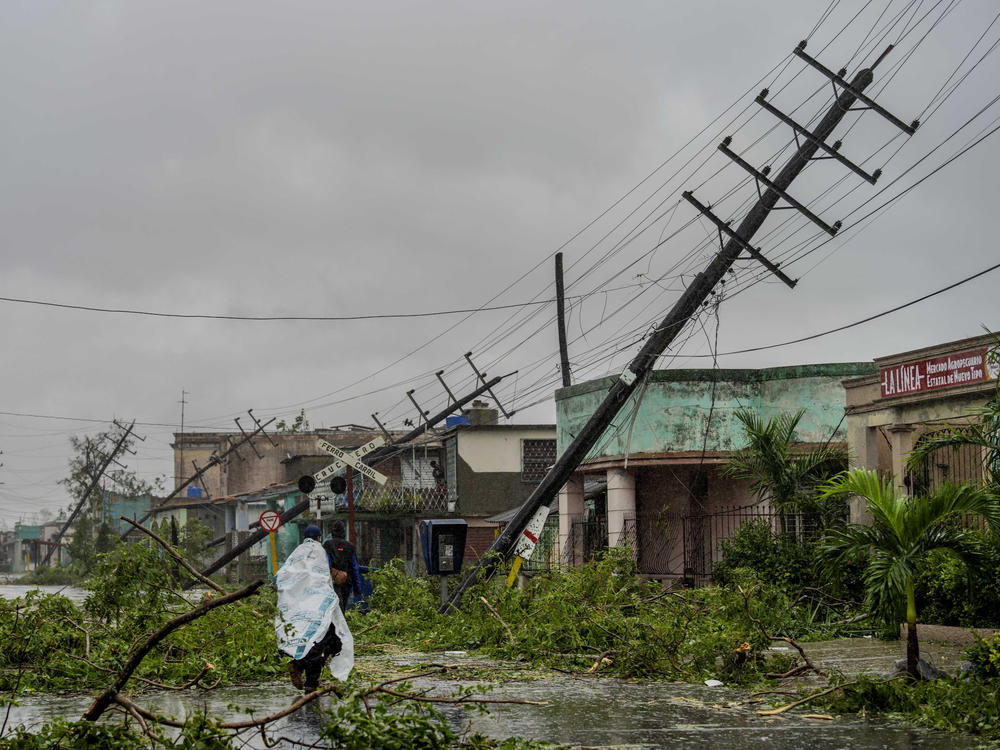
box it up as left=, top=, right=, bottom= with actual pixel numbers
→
left=712, top=519, right=866, bottom=610
left=0, top=540, right=285, bottom=696
left=964, top=630, right=1000, bottom=679
left=914, top=531, right=1000, bottom=628
left=712, top=520, right=814, bottom=590
left=361, top=548, right=794, bottom=682
left=17, top=565, right=81, bottom=586
left=820, top=675, right=1000, bottom=740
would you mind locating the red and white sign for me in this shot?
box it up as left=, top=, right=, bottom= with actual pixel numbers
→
left=259, top=510, right=283, bottom=533
left=512, top=506, right=551, bottom=560
left=880, top=346, right=999, bottom=399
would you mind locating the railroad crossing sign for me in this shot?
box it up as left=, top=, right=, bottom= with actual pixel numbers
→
left=313, top=437, right=388, bottom=486
left=259, top=509, right=283, bottom=533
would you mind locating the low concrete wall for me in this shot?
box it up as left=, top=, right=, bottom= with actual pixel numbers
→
left=900, top=623, right=997, bottom=645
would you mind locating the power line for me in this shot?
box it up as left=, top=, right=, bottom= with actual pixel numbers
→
left=690, top=259, right=1000, bottom=358
left=0, top=286, right=646, bottom=323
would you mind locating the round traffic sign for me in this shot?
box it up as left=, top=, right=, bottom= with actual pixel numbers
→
left=259, top=509, right=282, bottom=533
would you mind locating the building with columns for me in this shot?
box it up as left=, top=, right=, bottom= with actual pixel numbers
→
left=843, top=332, right=998, bottom=523
left=555, top=363, right=875, bottom=581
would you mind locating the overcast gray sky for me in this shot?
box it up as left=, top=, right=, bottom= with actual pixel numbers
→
left=1, top=1, right=998, bottom=525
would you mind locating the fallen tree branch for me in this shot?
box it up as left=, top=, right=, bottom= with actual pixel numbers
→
left=83, top=579, right=264, bottom=722
left=587, top=650, right=618, bottom=673
left=738, top=584, right=824, bottom=677
left=479, top=596, right=515, bottom=644
left=59, top=616, right=91, bottom=658
left=765, top=664, right=813, bottom=679
left=114, top=683, right=342, bottom=730
left=115, top=700, right=157, bottom=743
left=374, top=687, right=548, bottom=706
left=121, top=516, right=225, bottom=593
left=69, top=654, right=219, bottom=691
left=756, top=681, right=858, bottom=716
left=756, top=675, right=911, bottom=716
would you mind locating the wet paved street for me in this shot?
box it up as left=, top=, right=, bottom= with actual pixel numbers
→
left=0, top=584, right=985, bottom=748
left=0, top=583, right=87, bottom=604
left=2, top=665, right=982, bottom=748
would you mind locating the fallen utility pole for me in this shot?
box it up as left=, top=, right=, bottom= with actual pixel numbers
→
left=442, top=44, right=915, bottom=613
left=42, top=421, right=136, bottom=566
left=190, top=372, right=514, bottom=585
left=123, top=414, right=276, bottom=538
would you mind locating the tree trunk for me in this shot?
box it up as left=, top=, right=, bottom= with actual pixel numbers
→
left=905, top=580, right=919, bottom=678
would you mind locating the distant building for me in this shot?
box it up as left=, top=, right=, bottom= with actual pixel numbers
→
left=171, top=426, right=425, bottom=500
left=844, top=331, right=999, bottom=522
left=440, top=400, right=557, bottom=560
left=11, top=523, right=43, bottom=572
left=169, top=410, right=557, bottom=578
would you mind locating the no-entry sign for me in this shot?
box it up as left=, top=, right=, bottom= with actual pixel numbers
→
left=259, top=510, right=282, bottom=533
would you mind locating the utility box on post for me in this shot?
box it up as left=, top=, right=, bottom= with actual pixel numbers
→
left=418, top=519, right=468, bottom=576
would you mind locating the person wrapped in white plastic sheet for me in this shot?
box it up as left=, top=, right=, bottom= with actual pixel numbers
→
left=274, top=525, right=354, bottom=691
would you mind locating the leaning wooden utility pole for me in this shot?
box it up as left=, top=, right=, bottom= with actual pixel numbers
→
left=42, top=421, right=137, bottom=566
left=122, top=412, right=277, bottom=538
left=442, top=41, right=917, bottom=612
left=555, top=252, right=572, bottom=388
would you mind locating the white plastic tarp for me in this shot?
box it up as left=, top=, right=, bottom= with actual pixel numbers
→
left=274, top=539, right=354, bottom=681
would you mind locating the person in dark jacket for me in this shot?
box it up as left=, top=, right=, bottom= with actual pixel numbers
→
left=323, top=520, right=361, bottom=612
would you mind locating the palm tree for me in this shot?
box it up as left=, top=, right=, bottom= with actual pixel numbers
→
left=722, top=409, right=847, bottom=526
left=817, top=469, right=1000, bottom=678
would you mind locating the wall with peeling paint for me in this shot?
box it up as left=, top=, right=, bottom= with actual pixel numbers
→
left=555, top=363, right=877, bottom=462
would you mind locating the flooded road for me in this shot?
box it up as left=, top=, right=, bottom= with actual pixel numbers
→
left=0, top=584, right=983, bottom=747
left=0, top=583, right=87, bottom=604
left=2, top=662, right=982, bottom=749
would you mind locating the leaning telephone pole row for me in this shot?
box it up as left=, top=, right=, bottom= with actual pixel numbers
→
left=442, top=44, right=915, bottom=612
left=123, top=414, right=276, bottom=538
left=190, top=372, right=515, bottom=585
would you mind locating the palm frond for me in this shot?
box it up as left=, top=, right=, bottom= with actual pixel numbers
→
left=863, top=550, right=911, bottom=626
left=908, top=483, right=1000, bottom=535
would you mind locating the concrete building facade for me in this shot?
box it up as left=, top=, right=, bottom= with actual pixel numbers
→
left=555, top=363, right=876, bottom=579
left=844, top=332, right=999, bottom=523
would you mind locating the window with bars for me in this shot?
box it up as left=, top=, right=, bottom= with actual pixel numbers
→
left=522, top=439, right=557, bottom=482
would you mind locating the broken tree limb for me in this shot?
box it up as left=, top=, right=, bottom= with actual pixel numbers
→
left=373, top=687, right=548, bottom=706
left=113, top=684, right=343, bottom=730
left=756, top=675, right=910, bottom=716
left=479, top=596, right=515, bottom=644
left=738, top=584, right=824, bottom=677
left=59, top=616, right=90, bottom=658
left=69, top=655, right=218, bottom=691
left=83, top=579, right=264, bottom=722
left=756, top=681, right=859, bottom=716
left=120, top=516, right=224, bottom=593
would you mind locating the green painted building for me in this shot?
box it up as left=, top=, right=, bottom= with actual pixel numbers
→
left=554, top=363, right=876, bottom=580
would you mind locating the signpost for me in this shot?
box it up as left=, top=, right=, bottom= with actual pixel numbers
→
left=259, top=509, right=283, bottom=576
left=303, top=437, right=390, bottom=547
left=505, top=506, right=551, bottom=587
left=314, top=438, right=388, bottom=485
left=880, top=345, right=999, bottom=399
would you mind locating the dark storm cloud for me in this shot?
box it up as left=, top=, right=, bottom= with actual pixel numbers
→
left=0, top=1, right=997, bottom=520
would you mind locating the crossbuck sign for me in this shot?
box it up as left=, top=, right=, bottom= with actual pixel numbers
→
left=313, top=437, right=388, bottom=486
